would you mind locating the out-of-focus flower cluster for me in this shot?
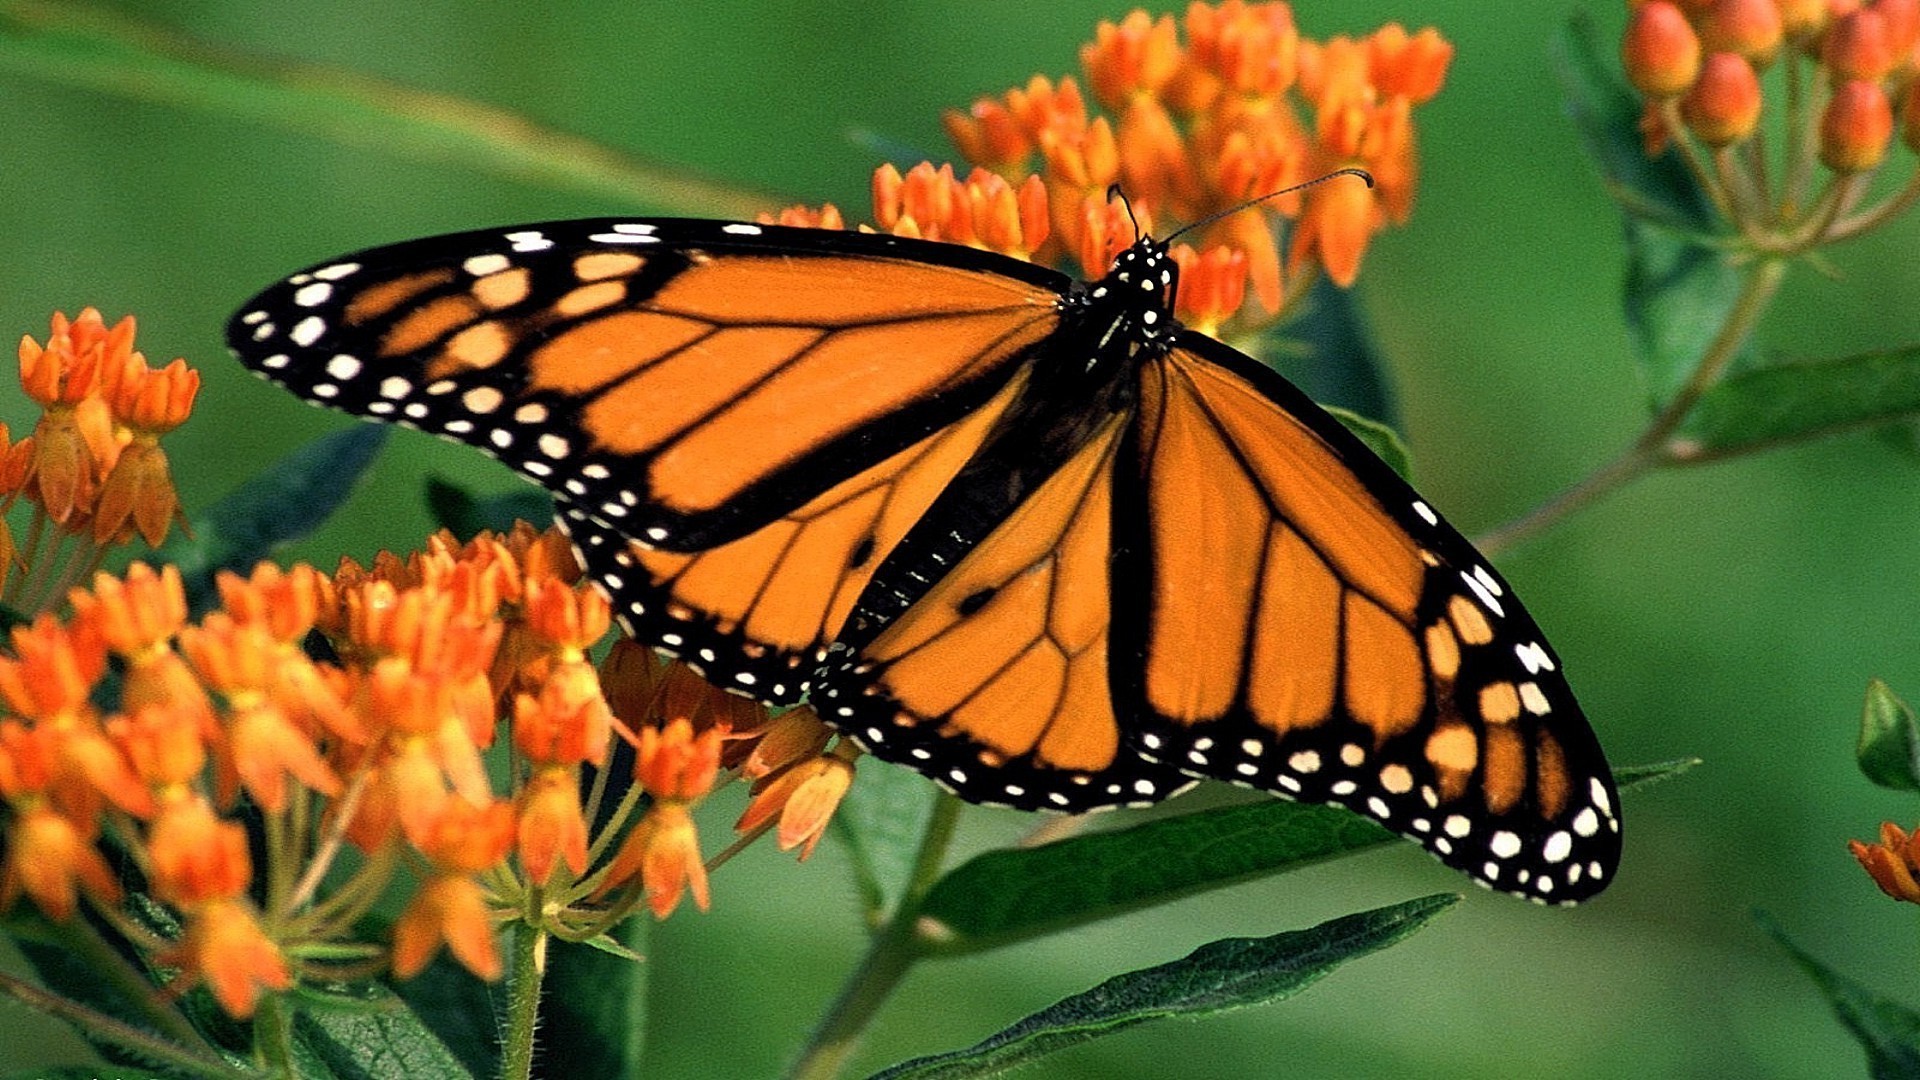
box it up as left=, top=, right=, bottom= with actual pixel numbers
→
left=0, top=310, right=861, bottom=1019
left=1622, top=0, right=1920, bottom=246
left=765, top=2, right=1452, bottom=337
left=1852, top=820, right=1920, bottom=903
left=2, top=310, right=198, bottom=612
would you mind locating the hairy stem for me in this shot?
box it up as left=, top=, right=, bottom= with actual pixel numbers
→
left=500, top=920, right=549, bottom=1080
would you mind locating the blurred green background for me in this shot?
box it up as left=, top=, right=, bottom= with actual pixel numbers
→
left=4, top=1, right=1919, bottom=1077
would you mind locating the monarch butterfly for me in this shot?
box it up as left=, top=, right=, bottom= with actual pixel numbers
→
left=226, top=210, right=1620, bottom=903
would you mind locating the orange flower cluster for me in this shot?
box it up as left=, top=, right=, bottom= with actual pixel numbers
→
left=7, top=309, right=198, bottom=579
left=1623, top=1, right=1920, bottom=243
left=0, top=520, right=861, bottom=1017
left=766, top=2, right=1451, bottom=337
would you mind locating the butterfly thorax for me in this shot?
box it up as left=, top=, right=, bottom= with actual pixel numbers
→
left=1064, top=237, right=1180, bottom=375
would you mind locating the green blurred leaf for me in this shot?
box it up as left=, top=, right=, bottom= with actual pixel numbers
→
left=0, top=1, right=768, bottom=216
left=1276, top=273, right=1398, bottom=427
left=916, top=800, right=1392, bottom=954
left=1857, top=680, right=1920, bottom=793
left=541, top=918, right=650, bottom=1079
left=158, top=424, right=388, bottom=611
left=1615, top=757, right=1702, bottom=791
left=386, top=956, right=499, bottom=1080
left=424, top=476, right=553, bottom=538
left=1326, top=406, right=1413, bottom=482
left=1763, top=914, right=1920, bottom=1080
left=834, top=758, right=941, bottom=920
left=868, top=894, right=1458, bottom=1080
left=1673, top=344, right=1920, bottom=462
left=1550, top=12, right=1714, bottom=232
left=1623, top=223, right=1750, bottom=410
left=289, top=980, right=472, bottom=1080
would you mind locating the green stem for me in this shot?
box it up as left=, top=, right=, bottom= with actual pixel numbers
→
left=48, top=912, right=221, bottom=1058
left=253, top=991, right=297, bottom=1076
left=785, top=793, right=962, bottom=1080
left=1473, top=256, right=1789, bottom=556
left=0, top=969, right=244, bottom=1078
left=500, top=920, right=549, bottom=1080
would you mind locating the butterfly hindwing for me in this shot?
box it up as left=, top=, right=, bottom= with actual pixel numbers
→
left=1112, top=336, right=1621, bottom=902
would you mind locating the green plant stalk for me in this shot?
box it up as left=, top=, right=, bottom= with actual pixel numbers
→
left=1474, top=255, right=1789, bottom=556
left=501, top=919, right=549, bottom=1080
left=786, top=793, right=963, bottom=1080
left=0, top=969, right=243, bottom=1078
left=253, top=991, right=297, bottom=1075
left=47, top=912, right=222, bottom=1059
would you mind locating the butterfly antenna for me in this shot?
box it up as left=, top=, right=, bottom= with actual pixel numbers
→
left=1164, top=167, right=1373, bottom=243
left=1107, top=183, right=1142, bottom=242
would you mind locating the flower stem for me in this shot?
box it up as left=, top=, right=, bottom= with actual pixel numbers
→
left=500, top=921, right=549, bottom=1080
left=1473, top=255, right=1789, bottom=556
left=785, top=793, right=962, bottom=1080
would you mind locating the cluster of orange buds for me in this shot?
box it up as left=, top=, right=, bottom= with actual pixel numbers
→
left=1622, top=1, right=1920, bottom=245
left=0, top=517, right=862, bottom=1018
left=4, top=310, right=199, bottom=608
left=1851, top=821, right=1920, bottom=903
left=765, top=3, right=1451, bottom=339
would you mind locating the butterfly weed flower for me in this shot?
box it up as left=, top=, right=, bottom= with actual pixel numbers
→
left=1851, top=821, right=1920, bottom=903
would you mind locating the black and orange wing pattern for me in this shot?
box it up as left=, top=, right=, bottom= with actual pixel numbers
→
left=228, top=217, right=1620, bottom=901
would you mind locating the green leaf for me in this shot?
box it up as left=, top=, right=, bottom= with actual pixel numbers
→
left=1673, top=344, right=1920, bottom=462
left=1326, top=406, right=1413, bottom=482
left=867, top=894, right=1458, bottom=1080
left=541, top=918, right=650, bottom=1078
left=0, top=1, right=767, bottom=216
left=1615, top=757, right=1702, bottom=791
left=423, top=476, right=553, bottom=538
left=1550, top=12, right=1714, bottom=232
left=289, top=980, right=473, bottom=1080
left=158, top=425, right=388, bottom=611
left=1762, top=914, right=1920, bottom=1080
left=833, top=758, right=941, bottom=920
left=385, top=956, right=499, bottom=1080
left=1623, top=222, right=1750, bottom=410
left=916, top=800, right=1393, bottom=954
left=1857, top=680, right=1920, bottom=793
left=1278, top=273, right=1399, bottom=427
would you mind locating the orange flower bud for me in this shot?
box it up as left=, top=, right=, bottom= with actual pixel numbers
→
left=736, top=753, right=854, bottom=860
left=1080, top=10, right=1183, bottom=109
left=223, top=700, right=342, bottom=812
left=1185, top=0, right=1299, bottom=96
left=1624, top=2, right=1705, bottom=96
left=1820, top=78, right=1895, bottom=169
left=2, top=804, right=120, bottom=919
left=102, top=355, right=199, bottom=435
left=516, top=766, right=588, bottom=886
left=1777, top=0, right=1832, bottom=38
left=512, top=661, right=612, bottom=767
left=1171, top=243, right=1249, bottom=337
left=1698, top=0, right=1784, bottom=65
left=601, top=800, right=708, bottom=918
left=520, top=576, right=610, bottom=655
left=1680, top=52, right=1764, bottom=143
left=74, top=563, right=187, bottom=655
left=111, top=703, right=206, bottom=789
left=0, top=614, right=107, bottom=721
left=634, top=717, right=722, bottom=802
left=1852, top=821, right=1920, bottom=903
left=217, top=563, right=324, bottom=642
left=758, top=203, right=847, bottom=230
left=148, top=796, right=251, bottom=907
left=1824, top=8, right=1898, bottom=78
left=944, top=100, right=1033, bottom=170
left=1367, top=24, right=1453, bottom=103
left=392, top=873, right=500, bottom=979
left=158, top=898, right=290, bottom=1017
left=1880, top=0, right=1920, bottom=59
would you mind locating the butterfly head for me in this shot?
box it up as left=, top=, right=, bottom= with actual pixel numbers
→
left=1082, top=237, right=1179, bottom=357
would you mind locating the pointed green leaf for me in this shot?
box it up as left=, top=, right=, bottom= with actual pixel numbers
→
left=867, top=894, right=1458, bottom=1080
left=1326, top=406, right=1413, bottom=481
left=834, top=758, right=941, bottom=919
left=289, top=980, right=472, bottom=1080
left=385, top=956, right=499, bottom=1080
left=1614, top=757, right=1702, bottom=790
left=915, top=800, right=1394, bottom=954
left=1857, top=680, right=1920, bottom=793
left=1763, top=914, right=1920, bottom=1080
left=0, top=1, right=766, bottom=216
left=1275, top=273, right=1399, bottom=426
left=423, top=476, right=553, bottom=538
left=158, top=425, right=388, bottom=611
left=1551, top=12, right=1714, bottom=232
left=1673, top=344, right=1920, bottom=462
left=541, top=918, right=650, bottom=1078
